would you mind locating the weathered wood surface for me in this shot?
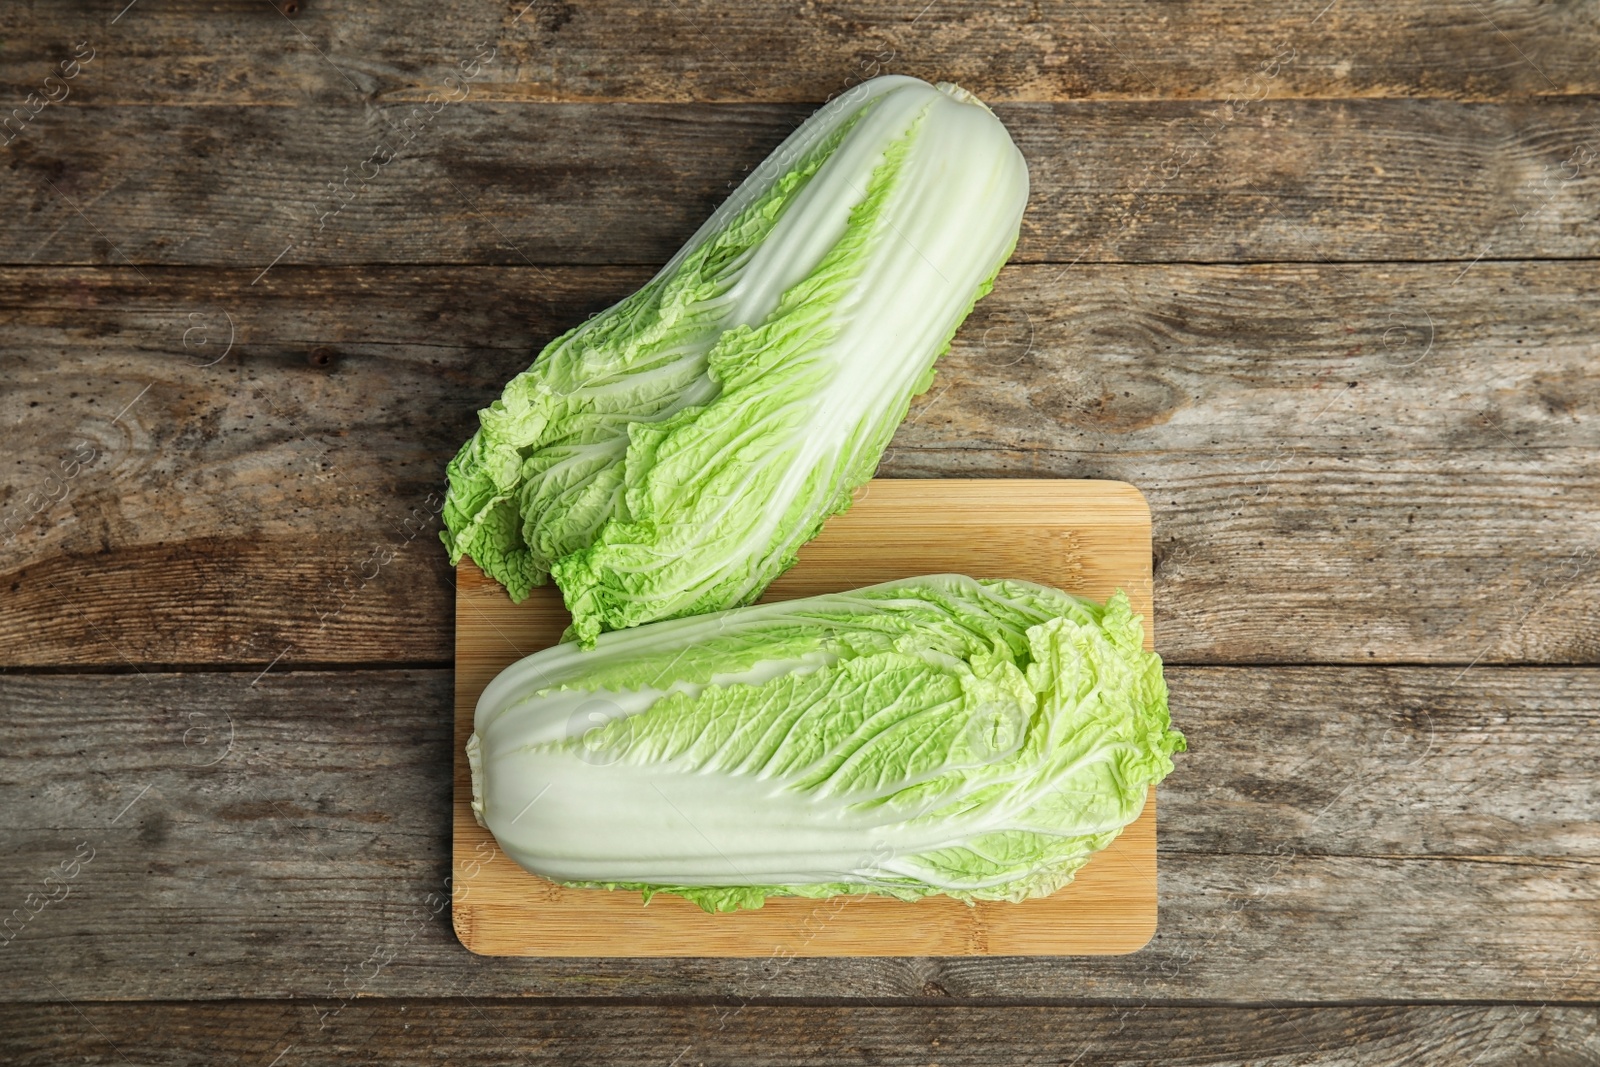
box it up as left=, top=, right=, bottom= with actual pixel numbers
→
left=4, top=0, right=1598, bottom=105
left=6, top=99, right=1600, bottom=267
left=4, top=0, right=1597, bottom=1057
left=4, top=1001, right=1599, bottom=1066
left=2, top=668, right=1594, bottom=1002
left=4, top=262, right=1596, bottom=669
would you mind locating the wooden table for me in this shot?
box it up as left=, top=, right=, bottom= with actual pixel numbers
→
left=2, top=2, right=1596, bottom=1063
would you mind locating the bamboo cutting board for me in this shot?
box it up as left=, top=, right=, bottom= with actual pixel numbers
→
left=452, top=479, right=1158, bottom=957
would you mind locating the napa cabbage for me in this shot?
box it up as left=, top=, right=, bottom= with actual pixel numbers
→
left=468, top=576, right=1183, bottom=912
left=441, top=77, right=1029, bottom=643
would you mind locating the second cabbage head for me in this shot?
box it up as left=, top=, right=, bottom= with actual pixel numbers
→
left=468, top=575, right=1183, bottom=912
left=441, top=75, right=1030, bottom=642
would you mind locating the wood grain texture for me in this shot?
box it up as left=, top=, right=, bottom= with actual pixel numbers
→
left=2, top=0, right=1590, bottom=1050
left=3, top=261, right=1596, bottom=669
left=1, top=667, right=1594, bottom=1000
left=5, top=98, right=1600, bottom=267
left=452, top=481, right=1157, bottom=957
left=3, top=1001, right=1599, bottom=1066
left=4, top=0, right=1598, bottom=105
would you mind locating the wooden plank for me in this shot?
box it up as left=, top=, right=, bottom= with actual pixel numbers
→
left=451, top=481, right=1158, bottom=958
left=0, top=667, right=1594, bottom=1000
left=1160, top=667, right=1598, bottom=860
left=4, top=99, right=1600, bottom=266
left=3, top=1, right=1598, bottom=104
left=2, top=261, right=1596, bottom=669
left=4, top=1001, right=1599, bottom=1066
